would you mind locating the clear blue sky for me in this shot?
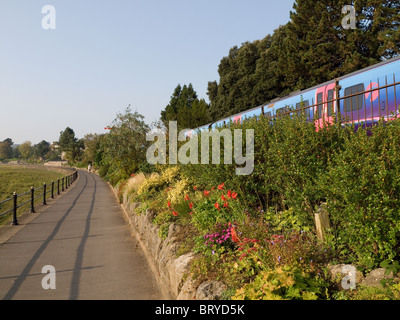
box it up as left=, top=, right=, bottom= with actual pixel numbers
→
left=0, top=0, right=295, bottom=145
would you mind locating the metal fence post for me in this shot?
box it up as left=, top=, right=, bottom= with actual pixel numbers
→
left=57, top=179, right=60, bottom=195
left=51, top=181, right=54, bottom=199
left=12, top=192, right=18, bottom=226
left=62, top=177, right=64, bottom=192
left=30, top=186, right=35, bottom=213
left=43, top=183, right=47, bottom=205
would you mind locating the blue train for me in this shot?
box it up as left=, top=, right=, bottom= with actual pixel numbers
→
left=186, top=55, right=400, bottom=136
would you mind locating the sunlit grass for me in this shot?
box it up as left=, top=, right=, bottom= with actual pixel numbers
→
left=0, top=165, right=65, bottom=225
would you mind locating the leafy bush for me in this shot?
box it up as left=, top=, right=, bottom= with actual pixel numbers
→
left=179, top=114, right=340, bottom=231
left=189, top=184, right=246, bottom=232
left=178, top=114, right=400, bottom=269
left=137, top=166, right=181, bottom=196
left=321, top=120, right=400, bottom=268
left=231, top=266, right=329, bottom=300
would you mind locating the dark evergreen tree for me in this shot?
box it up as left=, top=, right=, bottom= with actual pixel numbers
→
left=161, top=83, right=210, bottom=130
left=58, top=127, right=83, bottom=163
left=34, top=140, right=51, bottom=159
left=0, top=138, right=13, bottom=160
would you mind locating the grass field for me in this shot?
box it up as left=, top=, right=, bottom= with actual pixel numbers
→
left=0, top=165, right=66, bottom=225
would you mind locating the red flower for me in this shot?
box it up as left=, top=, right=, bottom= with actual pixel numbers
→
left=167, top=201, right=171, bottom=208
left=231, top=226, right=240, bottom=243
left=193, top=186, right=197, bottom=190
left=214, top=202, right=220, bottom=211
left=131, top=173, right=135, bottom=177
left=223, top=202, right=229, bottom=208
left=227, top=190, right=232, bottom=198
left=189, top=202, right=194, bottom=209
left=172, top=211, right=179, bottom=217
left=189, top=212, right=193, bottom=215
left=204, top=190, right=210, bottom=197
left=218, top=183, right=225, bottom=190
left=221, top=195, right=227, bottom=201
left=231, top=192, right=238, bottom=199
left=184, top=194, right=190, bottom=201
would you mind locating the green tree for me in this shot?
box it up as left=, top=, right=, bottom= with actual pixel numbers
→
left=34, top=140, right=51, bottom=160
left=58, top=127, right=83, bottom=163
left=18, top=141, right=33, bottom=160
left=355, top=0, right=400, bottom=60
left=208, top=38, right=272, bottom=120
left=0, top=138, right=14, bottom=160
left=82, top=133, right=102, bottom=165
left=161, top=84, right=210, bottom=130
left=103, top=107, right=150, bottom=176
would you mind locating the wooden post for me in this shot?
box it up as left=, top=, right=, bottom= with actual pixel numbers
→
left=315, top=203, right=331, bottom=242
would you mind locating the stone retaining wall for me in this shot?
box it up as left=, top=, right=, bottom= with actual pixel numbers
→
left=116, top=190, right=226, bottom=300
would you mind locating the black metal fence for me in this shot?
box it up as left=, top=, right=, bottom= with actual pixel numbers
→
left=269, top=76, right=400, bottom=128
left=0, top=170, right=78, bottom=226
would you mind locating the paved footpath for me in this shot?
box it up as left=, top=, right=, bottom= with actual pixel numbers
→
left=0, top=170, right=162, bottom=300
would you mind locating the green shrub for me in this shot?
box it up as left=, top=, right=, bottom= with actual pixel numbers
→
left=98, top=163, right=110, bottom=178
left=231, top=266, right=329, bottom=300
left=179, top=114, right=341, bottom=230
left=179, top=114, right=400, bottom=270
left=190, top=185, right=246, bottom=232
left=321, top=120, right=400, bottom=268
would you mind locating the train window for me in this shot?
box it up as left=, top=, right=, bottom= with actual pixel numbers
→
left=317, top=93, right=323, bottom=119
left=327, top=89, right=334, bottom=116
left=344, top=83, right=364, bottom=112
left=295, top=100, right=309, bottom=114
left=266, top=111, right=272, bottom=118
left=276, top=108, right=285, bottom=116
